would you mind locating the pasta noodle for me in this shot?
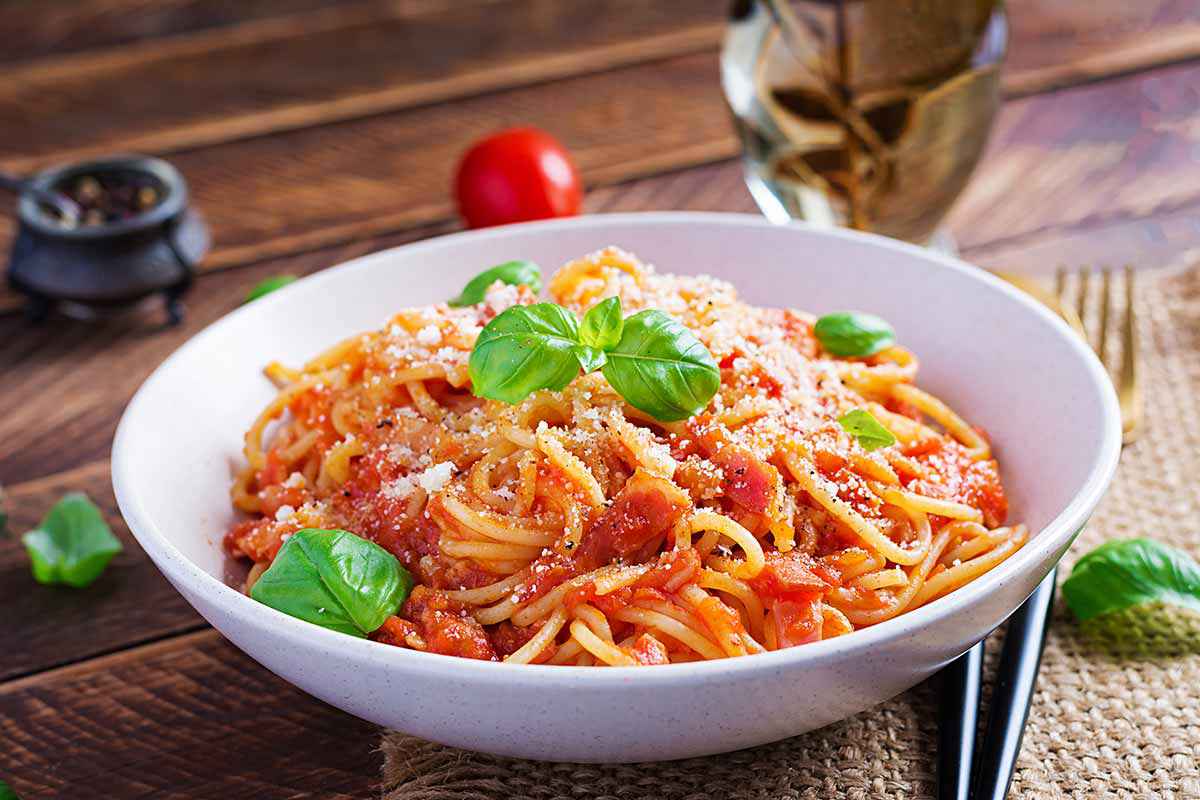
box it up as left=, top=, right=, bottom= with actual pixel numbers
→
left=225, top=247, right=1022, bottom=665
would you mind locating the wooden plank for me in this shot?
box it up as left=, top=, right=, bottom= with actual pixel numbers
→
left=0, top=461, right=203, bottom=681
left=1, top=47, right=1197, bottom=315
left=0, top=630, right=379, bottom=799
left=1004, top=0, right=1200, bottom=96
left=0, top=0, right=351, bottom=65
left=4, top=0, right=1196, bottom=175
left=0, top=50, right=736, bottom=316
left=947, top=58, right=1200, bottom=262
left=0, top=4, right=1192, bottom=318
left=0, top=0, right=725, bottom=171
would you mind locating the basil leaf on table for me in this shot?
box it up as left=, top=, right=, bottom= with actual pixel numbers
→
left=448, top=260, right=543, bottom=307
left=579, top=296, right=623, bottom=350
left=244, top=275, right=297, bottom=304
left=1063, top=539, right=1200, bottom=620
left=1063, top=538, right=1200, bottom=656
left=814, top=312, right=896, bottom=357
left=251, top=528, right=413, bottom=637
left=837, top=409, right=896, bottom=452
left=21, top=493, right=123, bottom=588
left=601, top=309, right=720, bottom=422
left=469, top=303, right=582, bottom=404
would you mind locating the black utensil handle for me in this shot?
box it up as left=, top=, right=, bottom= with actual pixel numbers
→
left=971, top=567, right=1058, bottom=800
left=938, top=640, right=985, bottom=800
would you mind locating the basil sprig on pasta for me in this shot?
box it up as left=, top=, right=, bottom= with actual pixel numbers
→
left=251, top=528, right=413, bottom=637
left=469, top=296, right=720, bottom=422
left=449, top=260, right=543, bottom=307
left=837, top=409, right=896, bottom=451
left=814, top=312, right=895, bottom=357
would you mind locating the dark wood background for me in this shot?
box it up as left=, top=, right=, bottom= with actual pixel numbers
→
left=0, top=1, right=1197, bottom=797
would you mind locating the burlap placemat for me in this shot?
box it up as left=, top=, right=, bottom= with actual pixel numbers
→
left=381, top=265, right=1200, bottom=800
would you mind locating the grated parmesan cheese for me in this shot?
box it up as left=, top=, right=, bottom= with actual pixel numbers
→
left=417, top=461, right=456, bottom=494
left=416, top=325, right=442, bottom=346
left=380, top=477, right=415, bottom=500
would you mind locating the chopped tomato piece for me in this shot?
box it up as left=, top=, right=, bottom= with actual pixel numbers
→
left=772, top=598, right=823, bottom=648
left=635, top=548, right=701, bottom=591
left=573, top=469, right=691, bottom=570
left=750, top=550, right=836, bottom=601
left=371, top=615, right=421, bottom=648
left=630, top=633, right=670, bottom=665
left=402, top=586, right=497, bottom=661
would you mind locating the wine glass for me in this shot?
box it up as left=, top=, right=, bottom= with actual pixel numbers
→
left=721, top=0, right=1007, bottom=250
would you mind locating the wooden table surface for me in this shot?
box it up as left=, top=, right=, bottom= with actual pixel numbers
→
left=1, top=2, right=1198, bottom=797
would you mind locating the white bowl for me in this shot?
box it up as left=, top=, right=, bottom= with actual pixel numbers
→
left=113, top=213, right=1121, bottom=762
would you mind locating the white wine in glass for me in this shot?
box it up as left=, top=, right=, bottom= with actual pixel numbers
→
left=721, top=0, right=1007, bottom=246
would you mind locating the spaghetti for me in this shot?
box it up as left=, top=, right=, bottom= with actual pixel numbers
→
left=226, top=247, right=1024, bottom=665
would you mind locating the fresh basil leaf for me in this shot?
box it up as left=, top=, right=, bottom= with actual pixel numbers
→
left=251, top=528, right=413, bottom=637
left=579, top=296, right=623, bottom=350
left=837, top=409, right=896, bottom=451
left=244, top=275, right=297, bottom=304
left=814, top=312, right=896, bottom=357
left=573, top=344, right=607, bottom=373
left=0, top=779, right=19, bottom=800
left=1063, top=539, right=1200, bottom=622
left=469, top=303, right=582, bottom=404
left=601, top=309, right=720, bottom=422
left=448, top=260, right=542, bottom=307
left=21, top=492, right=123, bottom=588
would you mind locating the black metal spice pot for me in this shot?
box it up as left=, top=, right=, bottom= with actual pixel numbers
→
left=7, top=155, right=210, bottom=324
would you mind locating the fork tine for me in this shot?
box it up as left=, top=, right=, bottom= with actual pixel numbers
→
left=1076, top=269, right=1090, bottom=347
left=1119, top=266, right=1142, bottom=444
left=1098, top=269, right=1112, bottom=364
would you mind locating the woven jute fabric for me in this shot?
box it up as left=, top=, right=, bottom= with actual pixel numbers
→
left=381, top=266, right=1200, bottom=800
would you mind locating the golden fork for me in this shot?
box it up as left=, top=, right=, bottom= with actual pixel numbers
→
left=1054, top=266, right=1143, bottom=445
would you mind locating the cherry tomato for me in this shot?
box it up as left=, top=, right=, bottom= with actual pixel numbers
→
left=454, top=127, right=582, bottom=228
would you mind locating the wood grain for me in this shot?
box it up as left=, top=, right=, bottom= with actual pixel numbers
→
left=2, top=40, right=1193, bottom=316
left=0, top=0, right=725, bottom=170
left=1005, top=0, right=1200, bottom=96
left=0, top=461, right=202, bottom=681
left=0, top=49, right=736, bottom=316
left=1, top=0, right=1194, bottom=175
left=0, top=630, right=379, bottom=799
left=0, top=2, right=1193, bottom=317
left=0, top=0, right=350, bottom=65
left=947, top=58, right=1200, bottom=262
